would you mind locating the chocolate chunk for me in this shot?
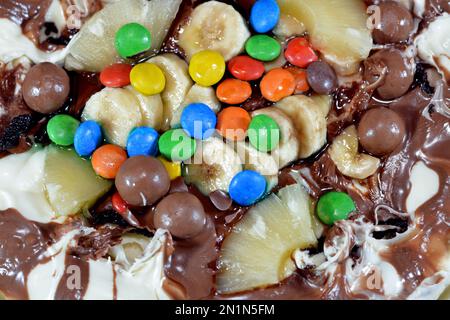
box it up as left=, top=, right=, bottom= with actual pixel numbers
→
left=68, top=225, right=124, bottom=260
left=307, top=61, right=338, bottom=94
left=154, top=192, right=206, bottom=239
left=372, top=1, right=414, bottom=44
left=364, top=48, right=414, bottom=100
left=22, top=62, right=70, bottom=114
left=358, top=107, right=406, bottom=156
left=115, top=156, right=170, bottom=207
left=209, top=190, right=232, bottom=211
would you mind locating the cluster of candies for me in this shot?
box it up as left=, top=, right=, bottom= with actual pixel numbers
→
left=44, top=0, right=340, bottom=211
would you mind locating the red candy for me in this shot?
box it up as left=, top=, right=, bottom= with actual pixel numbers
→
left=228, top=56, right=265, bottom=81
left=112, top=192, right=128, bottom=214
left=100, top=63, right=132, bottom=88
left=284, top=38, right=318, bottom=68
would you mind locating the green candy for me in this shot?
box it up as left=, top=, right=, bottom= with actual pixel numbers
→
left=115, top=23, right=151, bottom=58
left=159, top=129, right=196, bottom=162
left=245, top=35, right=281, bottom=62
left=248, top=114, right=280, bottom=152
left=47, top=115, right=80, bottom=146
left=317, top=191, right=356, bottom=225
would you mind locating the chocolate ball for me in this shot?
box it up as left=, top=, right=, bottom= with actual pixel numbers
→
left=373, top=1, right=414, bottom=44
left=22, top=62, right=70, bottom=114
left=364, top=49, right=414, bottom=100
left=307, top=61, right=338, bottom=94
left=154, top=192, right=206, bottom=239
left=115, top=156, right=170, bottom=206
left=358, top=107, right=406, bottom=156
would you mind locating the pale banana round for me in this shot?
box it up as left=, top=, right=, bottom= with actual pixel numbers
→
left=234, top=141, right=279, bottom=192
left=82, top=86, right=163, bottom=147
left=184, top=137, right=242, bottom=195
left=328, top=125, right=380, bottom=180
left=276, top=95, right=327, bottom=159
left=178, top=1, right=250, bottom=61
left=251, top=107, right=300, bottom=169
left=172, top=84, right=221, bottom=127
left=124, top=86, right=164, bottom=131
left=148, top=53, right=193, bottom=130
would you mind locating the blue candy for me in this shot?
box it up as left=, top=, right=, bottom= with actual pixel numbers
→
left=229, top=170, right=267, bottom=206
left=250, top=0, right=280, bottom=33
left=74, top=120, right=103, bottom=157
left=180, top=103, right=217, bottom=140
left=126, top=126, right=159, bottom=157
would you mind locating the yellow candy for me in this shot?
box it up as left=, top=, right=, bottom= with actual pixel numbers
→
left=158, top=156, right=181, bottom=180
left=130, top=63, right=165, bottom=95
left=189, top=50, right=225, bottom=87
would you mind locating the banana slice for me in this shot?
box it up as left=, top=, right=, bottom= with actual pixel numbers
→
left=172, top=84, right=222, bottom=127
left=65, top=0, right=182, bottom=72
left=123, top=86, right=164, bottom=131
left=251, top=107, right=300, bottom=169
left=328, top=125, right=380, bottom=180
left=82, top=86, right=163, bottom=147
left=310, top=95, right=332, bottom=118
left=178, top=1, right=251, bottom=61
left=181, top=84, right=221, bottom=113
left=148, top=54, right=193, bottom=130
left=184, top=137, right=242, bottom=195
left=235, top=141, right=279, bottom=192
left=276, top=95, right=327, bottom=159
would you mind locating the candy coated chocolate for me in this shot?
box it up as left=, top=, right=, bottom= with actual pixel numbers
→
left=358, top=107, right=406, bottom=156
left=22, top=62, right=70, bottom=114
left=306, top=61, right=338, bottom=94
left=115, top=156, right=170, bottom=206
left=154, top=192, right=206, bottom=239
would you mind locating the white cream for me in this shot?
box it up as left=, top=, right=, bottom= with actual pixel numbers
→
left=26, top=229, right=172, bottom=300
left=43, top=0, right=67, bottom=40
left=415, top=14, right=450, bottom=82
left=0, top=18, right=70, bottom=64
left=406, top=161, right=439, bottom=213
left=0, top=147, right=57, bottom=223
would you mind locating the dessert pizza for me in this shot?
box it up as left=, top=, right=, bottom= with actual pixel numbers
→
left=0, top=0, right=449, bottom=300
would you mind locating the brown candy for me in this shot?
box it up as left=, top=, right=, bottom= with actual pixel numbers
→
left=364, top=48, right=414, bottom=100
left=358, top=107, right=406, bottom=156
left=22, top=62, right=70, bottom=114
left=372, top=1, right=414, bottom=44
left=115, top=156, right=170, bottom=206
left=153, top=192, right=206, bottom=239
left=306, top=61, right=338, bottom=94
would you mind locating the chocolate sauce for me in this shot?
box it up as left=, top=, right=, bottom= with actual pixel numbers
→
left=54, top=254, right=90, bottom=300
left=0, top=209, right=57, bottom=299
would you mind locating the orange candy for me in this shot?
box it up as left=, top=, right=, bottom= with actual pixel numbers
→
left=216, top=107, right=251, bottom=141
left=260, top=68, right=296, bottom=102
left=91, top=144, right=128, bottom=179
left=286, top=67, right=310, bottom=93
left=216, top=79, right=252, bottom=105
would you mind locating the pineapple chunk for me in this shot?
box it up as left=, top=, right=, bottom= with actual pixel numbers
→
left=278, top=0, right=373, bottom=75
left=216, top=183, right=318, bottom=294
left=44, top=145, right=112, bottom=216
